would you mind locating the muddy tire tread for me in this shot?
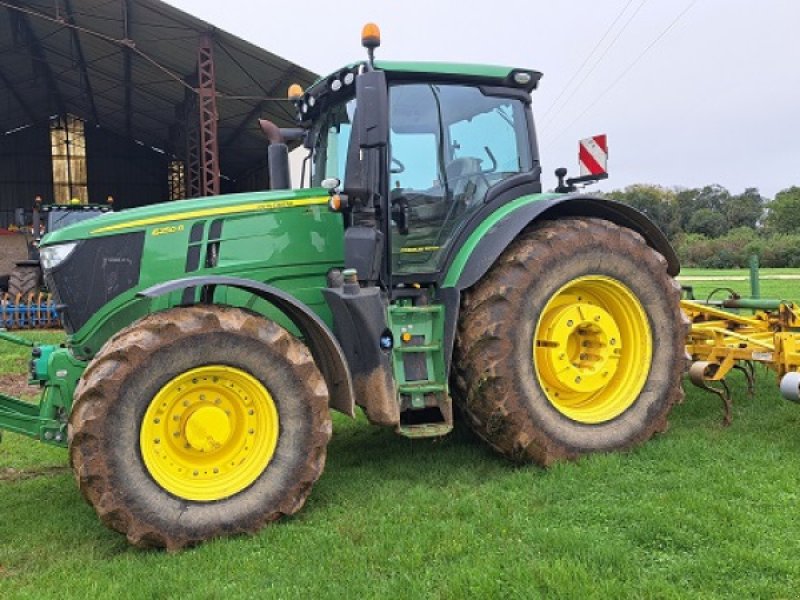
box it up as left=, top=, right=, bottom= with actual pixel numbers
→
left=68, top=305, right=331, bottom=550
left=453, top=217, right=689, bottom=465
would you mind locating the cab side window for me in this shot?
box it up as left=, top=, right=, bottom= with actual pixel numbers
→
left=389, top=84, right=531, bottom=275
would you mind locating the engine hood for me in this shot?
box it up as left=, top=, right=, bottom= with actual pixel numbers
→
left=41, top=188, right=329, bottom=247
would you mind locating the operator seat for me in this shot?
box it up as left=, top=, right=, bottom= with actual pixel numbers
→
left=445, top=157, right=489, bottom=206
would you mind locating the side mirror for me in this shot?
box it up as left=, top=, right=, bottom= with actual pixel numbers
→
left=354, top=70, right=388, bottom=149
left=344, top=70, right=388, bottom=205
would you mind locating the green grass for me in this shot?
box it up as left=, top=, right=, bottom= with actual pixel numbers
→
left=2, top=275, right=800, bottom=598
left=679, top=267, right=800, bottom=301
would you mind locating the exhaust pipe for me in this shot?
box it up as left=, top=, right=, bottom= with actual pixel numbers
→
left=259, top=119, right=291, bottom=191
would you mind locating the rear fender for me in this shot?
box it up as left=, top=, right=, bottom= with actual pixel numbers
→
left=447, top=193, right=679, bottom=292
left=138, top=276, right=355, bottom=417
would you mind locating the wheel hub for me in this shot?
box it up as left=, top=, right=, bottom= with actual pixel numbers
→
left=140, top=365, right=279, bottom=502
left=533, top=276, right=652, bottom=424
left=184, top=406, right=232, bottom=452
left=537, top=302, right=621, bottom=394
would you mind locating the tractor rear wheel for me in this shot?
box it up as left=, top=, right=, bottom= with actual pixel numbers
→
left=454, top=218, right=687, bottom=465
left=68, top=305, right=331, bottom=550
left=8, top=264, right=41, bottom=299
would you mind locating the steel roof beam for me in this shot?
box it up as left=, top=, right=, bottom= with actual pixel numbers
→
left=62, top=0, right=99, bottom=124
left=222, top=66, right=298, bottom=149
left=197, top=31, right=219, bottom=196
left=0, top=64, right=38, bottom=125
left=122, top=0, right=133, bottom=138
left=7, top=4, right=67, bottom=117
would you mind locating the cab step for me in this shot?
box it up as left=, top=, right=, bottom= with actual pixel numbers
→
left=389, top=302, right=452, bottom=439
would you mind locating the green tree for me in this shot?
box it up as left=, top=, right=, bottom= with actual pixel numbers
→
left=676, top=185, right=731, bottom=235
left=765, top=186, right=800, bottom=234
left=725, top=187, right=764, bottom=230
left=687, top=207, right=728, bottom=238
left=605, top=184, right=679, bottom=239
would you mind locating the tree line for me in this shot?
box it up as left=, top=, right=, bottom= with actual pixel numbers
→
left=604, top=184, right=800, bottom=268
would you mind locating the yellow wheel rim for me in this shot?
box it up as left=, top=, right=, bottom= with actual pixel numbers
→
left=140, top=365, right=279, bottom=502
left=533, top=276, right=652, bottom=424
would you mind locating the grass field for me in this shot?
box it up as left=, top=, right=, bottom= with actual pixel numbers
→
left=679, top=267, right=800, bottom=301
left=1, top=270, right=800, bottom=598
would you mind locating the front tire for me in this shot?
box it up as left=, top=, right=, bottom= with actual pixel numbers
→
left=8, top=264, right=41, bottom=299
left=454, top=218, right=686, bottom=465
left=69, top=305, right=331, bottom=550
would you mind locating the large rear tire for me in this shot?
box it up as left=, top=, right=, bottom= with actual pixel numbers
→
left=68, top=305, right=331, bottom=550
left=454, top=218, right=687, bottom=465
left=8, top=264, right=41, bottom=299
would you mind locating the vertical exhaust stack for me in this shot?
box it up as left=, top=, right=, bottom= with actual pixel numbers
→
left=259, top=119, right=291, bottom=190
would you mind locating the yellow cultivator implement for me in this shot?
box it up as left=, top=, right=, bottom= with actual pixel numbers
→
left=683, top=297, right=800, bottom=424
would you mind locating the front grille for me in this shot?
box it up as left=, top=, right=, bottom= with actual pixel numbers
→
left=45, top=232, right=145, bottom=334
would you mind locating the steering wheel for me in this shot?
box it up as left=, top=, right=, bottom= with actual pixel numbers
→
left=390, top=157, right=405, bottom=174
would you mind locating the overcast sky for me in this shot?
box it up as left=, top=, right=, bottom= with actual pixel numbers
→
left=166, top=0, right=799, bottom=199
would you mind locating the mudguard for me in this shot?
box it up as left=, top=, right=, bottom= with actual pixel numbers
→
left=138, top=276, right=355, bottom=417
left=447, top=193, right=679, bottom=292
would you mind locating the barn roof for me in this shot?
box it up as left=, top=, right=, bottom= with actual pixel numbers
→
left=0, top=0, right=317, bottom=181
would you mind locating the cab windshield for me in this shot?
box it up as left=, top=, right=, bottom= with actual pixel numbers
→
left=310, top=97, right=356, bottom=187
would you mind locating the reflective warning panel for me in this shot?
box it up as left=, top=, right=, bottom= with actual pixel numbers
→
left=579, top=134, right=608, bottom=177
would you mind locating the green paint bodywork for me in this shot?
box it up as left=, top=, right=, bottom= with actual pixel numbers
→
left=1, top=188, right=566, bottom=445
left=309, top=60, right=527, bottom=93
left=1, top=187, right=347, bottom=445
left=442, top=192, right=561, bottom=287
left=0, top=344, right=85, bottom=445
left=375, top=60, right=518, bottom=80
left=45, top=187, right=345, bottom=355
left=387, top=301, right=451, bottom=437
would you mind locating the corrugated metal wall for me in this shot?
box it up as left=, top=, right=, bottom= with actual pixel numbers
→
left=86, top=126, right=170, bottom=210
left=0, top=124, right=53, bottom=228
left=0, top=122, right=174, bottom=227
left=0, top=119, right=273, bottom=229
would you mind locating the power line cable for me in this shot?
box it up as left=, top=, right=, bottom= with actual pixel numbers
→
left=540, top=0, right=637, bottom=122
left=542, top=0, right=699, bottom=146
left=541, top=0, right=651, bottom=129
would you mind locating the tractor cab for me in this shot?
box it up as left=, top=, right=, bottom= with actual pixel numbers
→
left=293, top=28, right=543, bottom=291
left=269, top=25, right=546, bottom=434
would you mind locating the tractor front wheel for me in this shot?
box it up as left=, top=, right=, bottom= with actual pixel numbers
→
left=68, top=305, right=331, bottom=550
left=454, top=218, right=687, bottom=465
left=8, top=264, right=41, bottom=299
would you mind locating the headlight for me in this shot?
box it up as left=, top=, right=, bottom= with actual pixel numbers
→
left=39, top=242, right=78, bottom=271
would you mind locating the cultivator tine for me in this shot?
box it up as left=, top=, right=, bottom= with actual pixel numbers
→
left=689, top=361, right=733, bottom=426
left=732, top=362, right=756, bottom=399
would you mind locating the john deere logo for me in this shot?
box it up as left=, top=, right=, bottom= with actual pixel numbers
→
left=152, top=224, right=185, bottom=236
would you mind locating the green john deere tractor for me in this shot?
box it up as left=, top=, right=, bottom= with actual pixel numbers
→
left=0, top=25, right=686, bottom=550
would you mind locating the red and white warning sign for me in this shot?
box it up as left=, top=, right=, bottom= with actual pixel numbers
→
left=579, top=134, right=608, bottom=177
